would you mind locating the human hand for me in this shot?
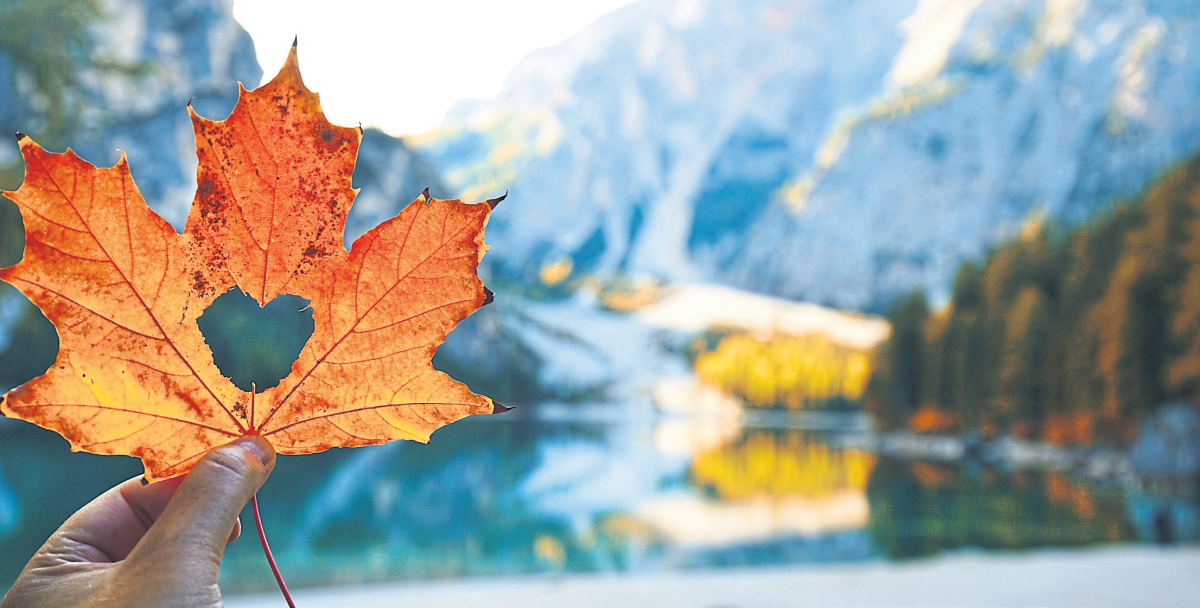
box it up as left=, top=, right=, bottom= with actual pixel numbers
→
left=1, top=436, right=275, bottom=608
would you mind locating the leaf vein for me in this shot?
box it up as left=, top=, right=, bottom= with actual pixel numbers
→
left=260, top=206, right=487, bottom=429
left=7, top=403, right=238, bottom=437
left=24, top=152, right=245, bottom=433
left=263, top=401, right=479, bottom=436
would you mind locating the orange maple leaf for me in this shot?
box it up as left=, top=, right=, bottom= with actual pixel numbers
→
left=0, top=46, right=507, bottom=482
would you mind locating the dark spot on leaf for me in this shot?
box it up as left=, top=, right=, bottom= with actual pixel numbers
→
left=192, top=270, right=209, bottom=294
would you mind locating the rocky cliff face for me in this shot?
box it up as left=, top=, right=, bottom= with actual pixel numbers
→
left=347, top=128, right=447, bottom=248
left=418, top=0, right=1200, bottom=311
left=0, top=0, right=262, bottom=226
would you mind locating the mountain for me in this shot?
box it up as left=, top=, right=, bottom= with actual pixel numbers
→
left=416, top=0, right=1200, bottom=311
left=0, top=0, right=262, bottom=228
left=347, top=129, right=447, bottom=247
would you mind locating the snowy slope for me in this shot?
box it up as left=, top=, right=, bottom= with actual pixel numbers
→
left=417, top=0, right=1200, bottom=311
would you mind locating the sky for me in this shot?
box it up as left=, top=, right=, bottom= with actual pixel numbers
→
left=232, top=0, right=638, bottom=137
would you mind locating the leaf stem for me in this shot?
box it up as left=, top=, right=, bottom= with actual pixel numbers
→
left=252, top=494, right=297, bottom=608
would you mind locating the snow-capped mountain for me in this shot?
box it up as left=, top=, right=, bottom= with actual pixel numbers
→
left=417, top=0, right=1200, bottom=311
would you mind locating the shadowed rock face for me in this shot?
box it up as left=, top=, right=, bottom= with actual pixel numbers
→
left=418, top=0, right=1200, bottom=312
left=0, top=0, right=263, bottom=227
left=346, top=128, right=447, bottom=248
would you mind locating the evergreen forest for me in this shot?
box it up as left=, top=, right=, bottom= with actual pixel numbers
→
left=866, top=155, right=1200, bottom=444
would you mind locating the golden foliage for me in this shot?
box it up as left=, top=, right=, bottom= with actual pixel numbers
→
left=1043, top=411, right=1096, bottom=445
left=1045, top=472, right=1096, bottom=520
left=909, top=461, right=955, bottom=489
left=691, top=431, right=876, bottom=501
left=596, top=276, right=670, bottom=312
left=538, top=257, right=572, bottom=285
left=908, top=405, right=958, bottom=434
left=533, top=534, right=566, bottom=567
left=869, top=154, right=1200, bottom=441
left=694, top=332, right=872, bottom=409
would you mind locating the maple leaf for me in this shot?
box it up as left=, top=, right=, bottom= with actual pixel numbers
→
left=0, top=46, right=508, bottom=482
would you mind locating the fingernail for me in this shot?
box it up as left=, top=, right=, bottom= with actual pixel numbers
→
left=232, top=436, right=274, bottom=467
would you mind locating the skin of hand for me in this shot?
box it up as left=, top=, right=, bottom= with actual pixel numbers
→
left=0, top=436, right=275, bottom=608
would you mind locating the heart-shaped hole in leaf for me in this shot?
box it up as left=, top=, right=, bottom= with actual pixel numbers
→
left=197, top=289, right=314, bottom=392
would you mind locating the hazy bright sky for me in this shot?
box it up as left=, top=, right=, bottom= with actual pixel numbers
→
left=232, top=0, right=637, bottom=137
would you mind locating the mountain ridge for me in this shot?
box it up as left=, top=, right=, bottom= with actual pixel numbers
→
left=417, top=0, right=1200, bottom=311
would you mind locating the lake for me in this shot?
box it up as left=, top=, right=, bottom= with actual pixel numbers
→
left=0, top=411, right=1195, bottom=594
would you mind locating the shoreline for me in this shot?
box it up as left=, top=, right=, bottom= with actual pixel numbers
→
left=225, top=544, right=1200, bottom=608
left=850, top=430, right=1140, bottom=483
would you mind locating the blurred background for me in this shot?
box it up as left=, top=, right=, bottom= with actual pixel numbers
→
left=2, top=0, right=1199, bottom=605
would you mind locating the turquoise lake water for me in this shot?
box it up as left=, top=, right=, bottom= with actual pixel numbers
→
left=0, top=414, right=1194, bottom=594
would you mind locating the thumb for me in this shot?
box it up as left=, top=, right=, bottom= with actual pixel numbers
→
left=125, top=436, right=274, bottom=575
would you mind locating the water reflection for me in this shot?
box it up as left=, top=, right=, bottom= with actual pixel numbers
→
left=0, top=464, right=17, bottom=539
left=639, top=431, right=875, bottom=548
left=691, top=430, right=875, bottom=501
left=0, top=414, right=1191, bottom=594
left=1127, top=485, right=1200, bottom=546
left=866, top=459, right=1136, bottom=559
